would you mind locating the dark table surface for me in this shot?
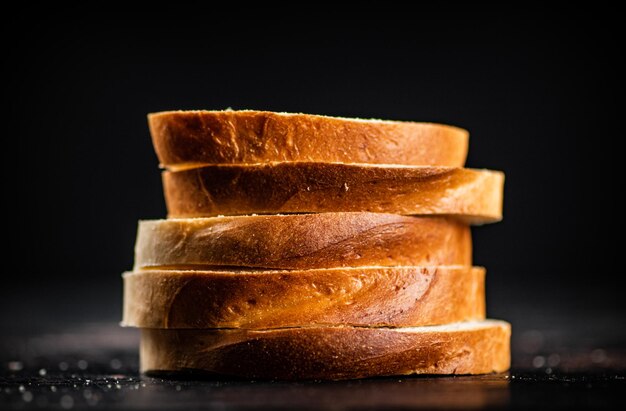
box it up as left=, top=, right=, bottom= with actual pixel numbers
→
left=1, top=323, right=625, bottom=410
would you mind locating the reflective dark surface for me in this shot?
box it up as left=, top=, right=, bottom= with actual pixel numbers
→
left=1, top=324, right=624, bottom=410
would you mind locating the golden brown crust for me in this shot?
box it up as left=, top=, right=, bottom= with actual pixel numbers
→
left=134, top=213, right=471, bottom=270
left=122, top=266, right=485, bottom=329
left=162, top=163, right=504, bottom=223
left=140, top=320, right=511, bottom=380
left=148, top=110, right=469, bottom=167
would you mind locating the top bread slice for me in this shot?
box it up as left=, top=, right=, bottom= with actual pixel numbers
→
left=148, top=110, right=469, bottom=167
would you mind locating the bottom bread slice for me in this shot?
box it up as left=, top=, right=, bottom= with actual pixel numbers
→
left=140, top=320, right=510, bottom=380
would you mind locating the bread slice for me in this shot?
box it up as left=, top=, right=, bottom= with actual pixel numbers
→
left=148, top=110, right=469, bottom=168
left=163, top=163, right=504, bottom=223
left=140, top=320, right=510, bottom=380
left=122, top=266, right=485, bottom=329
left=134, top=213, right=471, bottom=270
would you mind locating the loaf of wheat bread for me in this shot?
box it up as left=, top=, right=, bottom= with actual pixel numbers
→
left=149, top=110, right=469, bottom=167
left=134, top=213, right=471, bottom=270
left=163, top=163, right=504, bottom=223
left=140, top=320, right=510, bottom=380
left=122, top=266, right=484, bottom=329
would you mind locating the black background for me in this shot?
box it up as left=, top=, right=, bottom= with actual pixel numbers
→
left=2, top=5, right=624, bottom=344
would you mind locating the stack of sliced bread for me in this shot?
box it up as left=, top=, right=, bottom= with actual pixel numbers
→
left=122, top=110, right=511, bottom=380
